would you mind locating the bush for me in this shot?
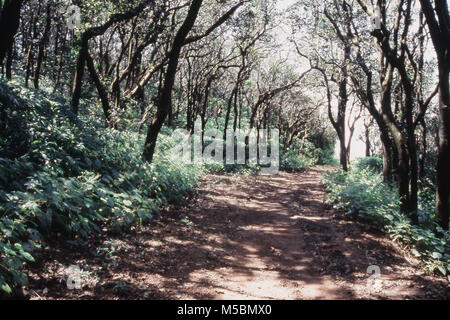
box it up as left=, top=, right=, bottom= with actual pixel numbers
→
left=323, top=167, right=450, bottom=280
left=280, top=139, right=334, bottom=172
left=0, top=82, right=200, bottom=295
left=280, top=148, right=316, bottom=172
left=354, top=156, right=383, bottom=173
left=316, top=143, right=338, bottom=166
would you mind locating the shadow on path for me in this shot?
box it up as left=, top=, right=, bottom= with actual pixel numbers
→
left=28, top=166, right=450, bottom=300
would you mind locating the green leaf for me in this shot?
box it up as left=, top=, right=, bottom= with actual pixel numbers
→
left=21, top=251, right=35, bottom=262
left=1, top=282, right=12, bottom=294
left=12, top=271, right=28, bottom=286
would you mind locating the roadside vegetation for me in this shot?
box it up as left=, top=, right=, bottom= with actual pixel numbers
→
left=324, top=158, right=450, bottom=281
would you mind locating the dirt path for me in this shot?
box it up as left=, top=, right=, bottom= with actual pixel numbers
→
left=28, top=167, right=449, bottom=299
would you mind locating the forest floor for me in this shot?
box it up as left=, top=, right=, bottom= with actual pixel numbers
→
left=26, top=166, right=450, bottom=300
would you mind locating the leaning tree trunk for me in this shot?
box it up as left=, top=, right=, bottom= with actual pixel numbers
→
left=85, top=52, right=114, bottom=128
left=71, top=0, right=151, bottom=115
left=143, top=0, right=203, bottom=162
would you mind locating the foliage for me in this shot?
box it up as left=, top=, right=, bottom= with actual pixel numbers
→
left=323, top=166, right=450, bottom=281
left=315, top=142, right=338, bottom=166
left=353, top=156, right=383, bottom=173
left=281, top=139, right=336, bottom=172
left=0, top=82, right=200, bottom=295
left=280, top=147, right=316, bottom=172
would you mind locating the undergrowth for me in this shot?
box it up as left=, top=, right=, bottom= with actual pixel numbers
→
left=281, top=140, right=336, bottom=172
left=0, top=82, right=201, bottom=295
left=323, top=160, right=450, bottom=281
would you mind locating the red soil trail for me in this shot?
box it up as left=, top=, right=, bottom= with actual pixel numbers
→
left=28, top=166, right=449, bottom=299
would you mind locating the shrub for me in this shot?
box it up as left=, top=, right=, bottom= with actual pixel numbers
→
left=280, top=139, right=331, bottom=172
left=0, top=82, right=200, bottom=295
left=316, top=143, right=338, bottom=166
left=354, top=156, right=383, bottom=173
left=323, top=167, right=450, bottom=280
left=280, top=148, right=315, bottom=172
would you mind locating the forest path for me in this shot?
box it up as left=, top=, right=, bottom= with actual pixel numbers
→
left=28, top=167, right=449, bottom=299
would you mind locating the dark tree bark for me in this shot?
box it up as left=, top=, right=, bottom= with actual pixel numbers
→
left=24, top=43, right=34, bottom=88
left=142, top=1, right=244, bottom=162
left=71, top=36, right=88, bottom=115
left=323, top=5, right=355, bottom=172
left=25, top=1, right=42, bottom=88
left=419, top=0, right=450, bottom=230
left=33, top=3, right=52, bottom=89
left=5, top=42, right=13, bottom=80
left=85, top=52, right=114, bottom=128
left=370, top=0, right=419, bottom=222
left=337, top=71, right=349, bottom=172
left=418, top=119, right=427, bottom=182
left=143, top=0, right=204, bottom=162
left=363, top=120, right=372, bottom=157
left=0, top=0, right=23, bottom=64
left=53, top=28, right=67, bottom=94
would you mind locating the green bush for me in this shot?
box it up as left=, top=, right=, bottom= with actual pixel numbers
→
left=0, top=82, right=200, bottom=295
left=323, top=167, right=450, bottom=280
left=354, top=156, right=383, bottom=173
left=280, top=148, right=316, bottom=172
left=316, top=143, right=338, bottom=166
left=280, top=139, right=333, bottom=172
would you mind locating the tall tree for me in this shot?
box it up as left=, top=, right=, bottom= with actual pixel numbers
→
left=418, top=0, right=450, bottom=230
left=143, top=0, right=246, bottom=162
left=143, top=0, right=204, bottom=162
left=0, top=0, right=24, bottom=67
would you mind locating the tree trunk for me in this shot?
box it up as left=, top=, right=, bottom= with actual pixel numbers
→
left=24, top=44, right=33, bottom=88
left=381, top=133, right=393, bottom=182
left=337, top=69, right=349, bottom=172
left=224, top=86, right=237, bottom=140
left=435, top=60, right=450, bottom=230
left=365, top=124, right=371, bottom=157
left=85, top=52, right=114, bottom=128
left=0, top=0, right=22, bottom=64
left=143, top=0, right=203, bottom=162
left=418, top=119, right=427, bottom=183
left=71, top=37, right=88, bottom=115
left=418, top=0, right=449, bottom=230
left=53, top=33, right=67, bottom=94
left=33, top=3, right=52, bottom=89
left=5, top=42, right=13, bottom=80
left=70, top=0, right=151, bottom=115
